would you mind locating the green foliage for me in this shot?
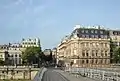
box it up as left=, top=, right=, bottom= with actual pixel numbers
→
left=113, top=47, right=120, bottom=63
left=110, top=39, right=117, bottom=63
left=0, top=59, right=5, bottom=65
left=22, top=47, right=43, bottom=65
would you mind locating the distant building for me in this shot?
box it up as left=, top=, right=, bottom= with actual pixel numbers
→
left=0, top=45, right=9, bottom=62
left=21, top=38, right=40, bottom=48
left=0, top=43, right=22, bottom=65
left=0, top=37, right=41, bottom=65
left=57, top=25, right=111, bottom=67
left=52, top=48, right=57, bottom=63
left=8, top=43, right=23, bottom=65
left=52, top=48, right=57, bottom=56
left=43, top=49, right=52, bottom=56
left=109, top=30, right=120, bottom=47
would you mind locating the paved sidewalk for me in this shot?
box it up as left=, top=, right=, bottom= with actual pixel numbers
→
left=55, top=70, right=102, bottom=81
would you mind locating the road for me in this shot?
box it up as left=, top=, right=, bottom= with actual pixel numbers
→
left=42, top=69, right=69, bottom=81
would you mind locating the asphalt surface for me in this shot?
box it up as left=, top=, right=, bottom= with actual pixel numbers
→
left=42, top=69, right=69, bottom=81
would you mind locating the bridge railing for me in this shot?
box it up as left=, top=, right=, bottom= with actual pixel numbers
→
left=33, top=67, right=47, bottom=81
left=65, top=67, right=120, bottom=81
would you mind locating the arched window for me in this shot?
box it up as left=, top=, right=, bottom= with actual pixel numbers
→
left=82, top=60, right=84, bottom=64
left=15, top=54, right=17, bottom=57
left=82, top=51, right=85, bottom=57
left=96, top=59, right=98, bottom=64
left=86, top=59, right=89, bottom=64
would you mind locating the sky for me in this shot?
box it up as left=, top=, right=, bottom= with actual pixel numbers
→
left=0, top=0, right=120, bottom=49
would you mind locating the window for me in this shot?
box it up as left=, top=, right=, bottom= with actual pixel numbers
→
left=92, top=50, right=94, bottom=56
left=34, top=43, right=36, bottom=45
left=91, top=60, right=94, bottom=64
left=2, top=71, right=4, bottom=73
left=100, top=31, right=103, bottom=34
left=85, top=30, right=88, bottom=33
left=95, top=30, right=97, bottom=33
left=82, top=35, right=85, bottom=38
left=96, top=59, right=98, bottom=64
left=15, top=54, right=17, bottom=57
left=96, top=50, right=98, bottom=56
left=81, top=30, right=84, bottom=33
left=85, top=35, right=89, bottom=38
left=11, top=55, right=13, bottom=57
left=104, top=59, right=106, bottom=64
left=19, top=55, right=21, bottom=57
left=86, top=50, right=89, bottom=56
left=91, top=30, right=94, bottom=33
left=82, top=60, right=84, bottom=64
left=91, top=35, right=94, bottom=38
left=86, top=60, right=89, bottom=63
left=95, top=35, right=98, bottom=38
left=100, top=60, right=103, bottom=64
left=8, top=54, right=10, bottom=57
left=100, top=35, right=104, bottom=38
left=105, top=51, right=107, bottom=56
left=82, top=52, right=85, bottom=57
left=29, top=39, right=31, bottom=41
left=101, top=51, right=104, bottom=56
left=104, top=35, right=108, bottom=39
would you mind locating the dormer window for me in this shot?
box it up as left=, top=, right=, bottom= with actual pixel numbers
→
left=100, top=31, right=103, bottom=34
left=85, top=30, right=88, bottom=33
left=29, top=39, right=31, bottom=41
left=22, top=38, right=25, bottom=41
left=91, top=30, right=94, bottom=33
left=81, top=30, right=84, bottom=33
left=95, top=30, right=97, bottom=33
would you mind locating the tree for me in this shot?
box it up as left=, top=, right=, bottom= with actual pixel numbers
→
left=22, top=47, right=43, bottom=66
left=0, top=59, right=4, bottom=65
left=110, top=39, right=116, bottom=63
left=113, top=47, right=120, bottom=63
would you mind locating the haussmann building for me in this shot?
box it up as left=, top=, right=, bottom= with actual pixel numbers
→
left=57, top=25, right=111, bottom=68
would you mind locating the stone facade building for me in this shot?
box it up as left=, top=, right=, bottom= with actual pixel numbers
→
left=52, top=48, right=57, bottom=64
left=109, top=30, right=120, bottom=46
left=43, top=49, right=52, bottom=56
left=21, top=38, right=40, bottom=48
left=57, top=25, right=111, bottom=67
left=0, top=38, right=41, bottom=65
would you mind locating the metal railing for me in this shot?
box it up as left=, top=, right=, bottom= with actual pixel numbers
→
left=65, top=67, right=120, bottom=81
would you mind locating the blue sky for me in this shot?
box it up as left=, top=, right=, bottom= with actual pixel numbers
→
left=0, top=0, right=120, bottom=49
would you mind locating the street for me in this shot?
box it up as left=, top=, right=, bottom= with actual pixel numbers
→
left=42, top=69, right=69, bottom=81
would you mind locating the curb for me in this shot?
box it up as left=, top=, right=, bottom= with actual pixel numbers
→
left=33, top=67, right=47, bottom=81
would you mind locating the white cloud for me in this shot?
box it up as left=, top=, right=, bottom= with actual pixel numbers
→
left=3, top=0, right=24, bottom=9
left=33, top=5, right=46, bottom=14
left=14, top=0, right=24, bottom=5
